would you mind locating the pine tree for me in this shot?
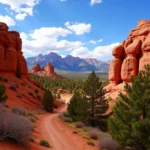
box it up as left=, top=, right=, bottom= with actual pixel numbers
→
left=42, top=90, right=54, bottom=112
left=83, top=70, right=109, bottom=131
left=108, top=65, right=150, bottom=150
left=67, top=92, right=89, bottom=122
left=0, top=83, right=8, bottom=102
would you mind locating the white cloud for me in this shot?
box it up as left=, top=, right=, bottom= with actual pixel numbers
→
left=71, top=43, right=120, bottom=59
left=20, top=27, right=84, bottom=55
left=65, top=22, right=91, bottom=35
left=0, top=0, right=40, bottom=20
left=15, top=13, right=27, bottom=20
left=89, top=39, right=103, bottom=44
left=30, top=27, right=72, bottom=39
left=0, top=15, right=16, bottom=26
left=90, top=0, right=102, bottom=6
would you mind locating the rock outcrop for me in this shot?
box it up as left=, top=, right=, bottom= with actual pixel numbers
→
left=105, top=20, right=150, bottom=99
left=30, top=62, right=63, bottom=78
left=0, top=22, right=28, bottom=76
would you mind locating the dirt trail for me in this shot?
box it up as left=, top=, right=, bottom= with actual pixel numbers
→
left=41, top=106, right=82, bottom=150
left=40, top=94, right=81, bottom=150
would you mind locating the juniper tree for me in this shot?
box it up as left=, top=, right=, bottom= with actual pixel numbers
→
left=83, top=70, right=109, bottom=131
left=67, top=92, right=89, bottom=122
left=42, top=90, right=54, bottom=112
left=108, top=65, right=150, bottom=150
left=0, top=83, right=8, bottom=102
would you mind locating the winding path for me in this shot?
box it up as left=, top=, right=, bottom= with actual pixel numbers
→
left=40, top=105, right=81, bottom=150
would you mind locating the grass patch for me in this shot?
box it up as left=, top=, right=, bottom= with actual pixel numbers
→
left=72, top=131, right=78, bottom=134
left=87, top=141, right=95, bottom=146
left=39, top=140, right=50, bottom=147
left=28, top=136, right=35, bottom=143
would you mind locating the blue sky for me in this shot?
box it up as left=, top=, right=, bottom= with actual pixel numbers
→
left=0, top=0, right=149, bottom=61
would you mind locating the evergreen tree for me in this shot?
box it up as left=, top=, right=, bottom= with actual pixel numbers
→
left=108, top=65, right=150, bottom=150
left=67, top=92, right=89, bottom=122
left=42, top=90, right=54, bottom=112
left=0, top=83, right=8, bottom=102
left=83, top=70, right=109, bottom=131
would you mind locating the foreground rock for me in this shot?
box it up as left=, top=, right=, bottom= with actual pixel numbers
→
left=30, top=62, right=63, bottom=79
left=105, top=20, right=150, bottom=101
left=0, top=22, right=28, bottom=76
left=0, top=22, right=44, bottom=110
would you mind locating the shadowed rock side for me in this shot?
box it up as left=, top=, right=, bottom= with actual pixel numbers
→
left=105, top=20, right=150, bottom=101
left=0, top=22, right=28, bottom=76
left=30, top=62, right=63, bottom=78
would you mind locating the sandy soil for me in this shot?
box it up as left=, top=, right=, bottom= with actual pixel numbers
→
left=60, top=93, right=73, bottom=103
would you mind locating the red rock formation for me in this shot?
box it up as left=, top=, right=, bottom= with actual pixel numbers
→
left=29, top=62, right=63, bottom=79
left=0, top=22, right=28, bottom=76
left=105, top=20, right=150, bottom=99
left=30, top=64, right=42, bottom=73
left=45, top=62, right=55, bottom=75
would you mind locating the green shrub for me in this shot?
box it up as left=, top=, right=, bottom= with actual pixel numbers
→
left=88, top=128, right=100, bottom=140
left=0, top=108, right=33, bottom=145
left=67, top=92, right=89, bottom=122
left=98, top=137, right=121, bottom=150
left=11, top=107, right=27, bottom=116
left=0, top=83, right=8, bottom=102
left=87, top=141, right=95, bottom=146
left=42, top=91, right=54, bottom=112
left=63, top=117, right=73, bottom=123
left=28, top=136, right=35, bottom=143
left=75, top=121, right=84, bottom=128
left=39, top=140, right=50, bottom=147
left=73, top=131, right=78, bottom=134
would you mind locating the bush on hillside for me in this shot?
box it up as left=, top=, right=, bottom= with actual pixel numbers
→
left=98, top=136, right=121, bottom=150
left=42, top=91, right=54, bottom=112
left=0, top=83, right=8, bottom=102
left=75, top=121, right=84, bottom=128
left=88, top=128, right=100, bottom=140
left=0, top=107, right=33, bottom=145
left=11, top=107, right=27, bottom=116
left=39, top=140, right=50, bottom=147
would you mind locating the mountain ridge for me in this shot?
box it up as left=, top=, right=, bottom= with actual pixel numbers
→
left=26, top=52, right=110, bottom=72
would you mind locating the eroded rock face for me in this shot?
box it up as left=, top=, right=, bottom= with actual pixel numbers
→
left=30, top=64, right=42, bottom=73
left=0, top=22, right=27, bottom=75
left=106, top=20, right=150, bottom=94
left=45, top=62, right=55, bottom=74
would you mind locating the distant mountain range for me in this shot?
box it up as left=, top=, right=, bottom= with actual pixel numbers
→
left=26, top=52, right=110, bottom=72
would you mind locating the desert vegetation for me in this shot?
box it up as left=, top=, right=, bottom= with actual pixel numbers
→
left=67, top=70, right=111, bottom=131
left=60, top=65, right=150, bottom=150
left=42, top=90, right=54, bottom=112
left=0, top=106, right=33, bottom=146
